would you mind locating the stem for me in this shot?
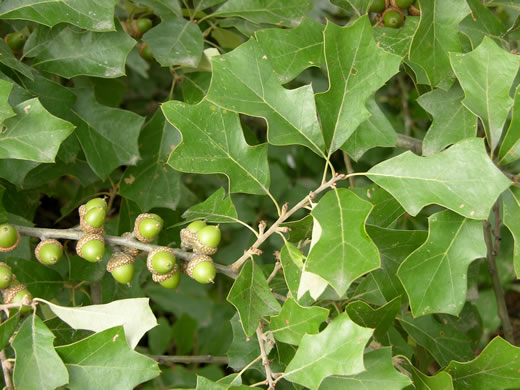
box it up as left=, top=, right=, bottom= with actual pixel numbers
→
left=13, top=225, right=238, bottom=280
left=266, top=258, right=282, bottom=285
left=342, top=151, right=356, bottom=188
left=230, top=173, right=348, bottom=273
left=398, top=74, right=412, bottom=136
left=396, top=134, right=422, bottom=155
left=0, top=350, right=12, bottom=390
left=483, top=202, right=515, bottom=344
left=149, top=354, right=228, bottom=365
left=256, top=323, right=275, bottom=390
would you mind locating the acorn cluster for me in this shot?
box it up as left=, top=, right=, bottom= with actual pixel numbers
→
left=370, top=0, right=420, bottom=29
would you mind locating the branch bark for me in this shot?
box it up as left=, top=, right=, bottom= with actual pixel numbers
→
left=257, top=323, right=276, bottom=390
left=396, top=134, right=422, bottom=155
left=0, top=349, right=13, bottom=390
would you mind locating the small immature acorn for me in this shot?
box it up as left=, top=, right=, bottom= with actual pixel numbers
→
left=147, top=247, right=176, bottom=275
left=139, top=43, right=154, bottom=61
left=0, top=263, right=13, bottom=289
left=35, top=239, right=63, bottom=266
left=5, top=32, right=26, bottom=51
left=79, top=204, right=106, bottom=233
left=133, top=17, right=153, bottom=38
left=180, top=220, right=207, bottom=250
left=3, top=281, right=32, bottom=313
left=0, top=223, right=20, bottom=252
left=193, top=225, right=221, bottom=255
left=121, top=232, right=140, bottom=257
left=152, top=264, right=181, bottom=289
left=392, top=0, right=413, bottom=8
left=369, top=0, right=386, bottom=13
left=186, top=255, right=216, bottom=284
left=107, top=252, right=135, bottom=284
left=134, top=213, right=164, bottom=243
left=76, top=234, right=105, bottom=263
left=85, top=198, right=108, bottom=212
left=382, top=8, right=404, bottom=28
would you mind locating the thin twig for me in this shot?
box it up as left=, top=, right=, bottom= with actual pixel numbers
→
left=483, top=202, right=515, bottom=344
left=0, top=349, right=13, bottom=390
left=149, top=354, right=228, bottom=365
left=12, top=225, right=237, bottom=280
left=256, top=323, right=276, bottom=390
left=266, top=258, right=282, bottom=285
left=342, top=152, right=356, bottom=188
left=397, top=74, right=413, bottom=136
left=396, top=134, right=422, bottom=155
left=230, top=174, right=347, bottom=273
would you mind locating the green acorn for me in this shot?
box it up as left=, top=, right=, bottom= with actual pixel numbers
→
left=3, top=281, right=32, bottom=313
left=394, top=0, right=413, bottom=8
left=186, top=255, right=216, bottom=284
left=152, top=264, right=181, bottom=289
left=5, top=32, right=26, bottom=51
left=193, top=225, right=220, bottom=255
left=369, top=0, right=386, bottom=13
left=180, top=220, right=207, bottom=250
left=383, top=8, right=404, bottom=28
left=0, top=223, right=20, bottom=253
left=79, top=204, right=106, bottom=233
left=147, top=247, right=176, bottom=275
left=134, top=213, right=164, bottom=243
left=0, top=263, right=13, bottom=289
left=35, top=239, right=63, bottom=266
left=121, top=232, right=140, bottom=257
left=139, top=43, right=154, bottom=61
left=107, top=252, right=135, bottom=284
left=85, top=198, right=108, bottom=212
left=76, top=234, right=105, bottom=263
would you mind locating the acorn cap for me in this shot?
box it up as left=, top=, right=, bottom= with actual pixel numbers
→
left=79, top=204, right=105, bottom=234
left=134, top=213, right=159, bottom=243
left=107, top=252, right=134, bottom=272
left=151, top=264, right=179, bottom=283
left=193, top=237, right=218, bottom=255
left=408, top=4, right=420, bottom=15
left=146, top=247, right=176, bottom=275
left=0, top=262, right=12, bottom=272
left=35, top=239, right=63, bottom=264
left=3, top=282, right=28, bottom=304
left=121, top=232, right=140, bottom=257
left=76, top=233, right=105, bottom=258
left=186, top=255, right=214, bottom=278
left=0, top=231, right=20, bottom=253
left=180, top=228, right=197, bottom=250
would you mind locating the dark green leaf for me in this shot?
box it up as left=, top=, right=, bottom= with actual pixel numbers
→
left=172, top=314, right=197, bottom=355
left=346, top=296, right=401, bottom=339
left=367, top=138, right=511, bottom=219
left=353, top=185, right=404, bottom=228
left=418, top=84, right=477, bottom=156
left=134, top=0, right=181, bottom=17
left=406, top=361, right=454, bottom=390
left=0, top=39, right=34, bottom=79
left=206, top=39, right=326, bottom=157
left=213, top=0, right=312, bottom=27
left=120, top=110, right=181, bottom=211
left=269, top=298, right=329, bottom=345
left=449, top=37, right=520, bottom=151
left=501, top=187, right=520, bottom=277
left=316, top=16, right=401, bottom=156
left=162, top=99, right=271, bottom=195
left=7, top=257, right=63, bottom=300
left=284, top=313, right=373, bottom=390
left=373, top=16, right=419, bottom=58
left=143, top=17, right=203, bottom=67
left=280, top=242, right=304, bottom=301
left=0, top=79, right=15, bottom=124
left=227, top=259, right=281, bottom=336
left=306, top=189, right=380, bottom=296
left=56, top=326, right=160, bottom=390
left=181, top=188, right=239, bottom=225
left=459, top=0, right=507, bottom=48
left=498, top=85, right=520, bottom=165
left=0, top=311, right=19, bottom=350
left=12, top=315, right=69, bottom=390
left=226, top=313, right=262, bottom=371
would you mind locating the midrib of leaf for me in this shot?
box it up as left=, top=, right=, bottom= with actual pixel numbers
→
left=176, top=102, right=270, bottom=196
left=209, top=58, right=326, bottom=158
left=270, top=312, right=325, bottom=334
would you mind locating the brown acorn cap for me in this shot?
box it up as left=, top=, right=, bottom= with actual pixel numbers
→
left=408, top=4, right=420, bottom=15
left=193, top=236, right=218, bottom=255
left=180, top=228, right=197, bottom=250
left=3, top=282, right=28, bottom=304
left=121, top=232, right=140, bottom=257
left=134, top=213, right=158, bottom=243
left=76, top=233, right=105, bottom=258
left=35, top=239, right=63, bottom=264
left=107, top=252, right=134, bottom=273
left=0, top=230, right=20, bottom=253
left=186, top=255, right=214, bottom=279
left=152, top=264, right=179, bottom=283
left=382, top=6, right=405, bottom=22
left=146, top=247, right=176, bottom=275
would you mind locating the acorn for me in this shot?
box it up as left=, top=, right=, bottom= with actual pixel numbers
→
left=85, top=198, right=108, bottom=212
left=180, top=220, right=207, bottom=250
left=107, top=252, right=135, bottom=284
left=152, top=264, right=181, bottom=289
left=79, top=204, right=106, bottom=234
left=3, top=281, right=32, bottom=313
left=186, top=255, right=216, bottom=284
left=147, top=247, right=176, bottom=275
left=0, top=223, right=20, bottom=253
left=134, top=213, right=164, bottom=243
left=35, top=239, right=63, bottom=266
left=193, top=225, right=220, bottom=255
left=76, top=234, right=105, bottom=263
left=0, top=263, right=13, bottom=289
left=121, top=232, right=140, bottom=257
left=382, top=8, right=404, bottom=28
